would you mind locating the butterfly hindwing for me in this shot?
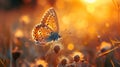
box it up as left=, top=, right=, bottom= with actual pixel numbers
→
left=32, top=24, right=52, bottom=43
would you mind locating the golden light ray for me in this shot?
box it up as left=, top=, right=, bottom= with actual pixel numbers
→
left=56, top=0, right=115, bottom=40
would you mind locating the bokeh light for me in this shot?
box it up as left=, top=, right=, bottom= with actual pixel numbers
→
left=19, top=15, right=30, bottom=24
left=67, top=43, right=74, bottom=50
left=14, top=29, right=24, bottom=38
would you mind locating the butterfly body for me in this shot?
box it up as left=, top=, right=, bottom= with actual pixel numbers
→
left=32, top=7, right=60, bottom=45
left=46, top=32, right=60, bottom=42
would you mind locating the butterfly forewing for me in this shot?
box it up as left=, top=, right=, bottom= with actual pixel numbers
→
left=41, top=8, right=59, bottom=32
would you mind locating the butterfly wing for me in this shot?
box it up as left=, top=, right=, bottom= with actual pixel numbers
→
left=32, top=24, right=52, bottom=44
left=32, top=7, right=59, bottom=44
left=40, top=7, right=59, bottom=32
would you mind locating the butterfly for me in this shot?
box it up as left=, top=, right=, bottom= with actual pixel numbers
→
left=32, top=7, right=60, bottom=45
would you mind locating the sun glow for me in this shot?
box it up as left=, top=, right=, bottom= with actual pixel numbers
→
left=84, top=0, right=96, bottom=3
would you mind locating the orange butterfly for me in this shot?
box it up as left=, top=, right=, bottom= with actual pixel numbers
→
left=32, top=7, right=60, bottom=45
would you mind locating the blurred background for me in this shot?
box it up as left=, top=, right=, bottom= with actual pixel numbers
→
left=0, top=0, right=120, bottom=67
